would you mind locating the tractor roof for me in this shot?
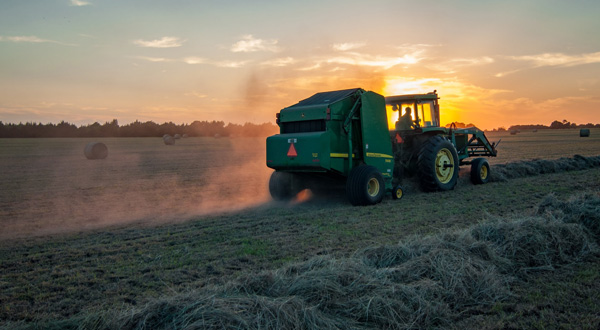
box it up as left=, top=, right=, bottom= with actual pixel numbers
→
left=385, top=92, right=438, bottom=104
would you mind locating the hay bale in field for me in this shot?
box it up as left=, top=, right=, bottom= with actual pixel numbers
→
left=509, top=130, right=517, bottom=135
left=182, top=134, right=188, bottom=138
left=580, top=128, right=590, bottom=137
left=174, top=134, right=182, bottom=139
left=84, top=142, right=108, bottom=160
left=163, top=135, right=175, bottom=145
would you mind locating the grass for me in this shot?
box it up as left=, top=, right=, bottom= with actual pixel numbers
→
left=4, top=186, right=599, bottom=329
left=1, top=132, right=600, bottom=328
left=1, top=161, right=599, bottom=328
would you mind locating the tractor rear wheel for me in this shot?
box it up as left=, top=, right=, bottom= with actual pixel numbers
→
left=470, top=158, right=490, bottom=184
left=269, top=171, right=300, bottom=201
left=417, top=135, right=459, bottom=192
left=346, top=165, right=385, bottom=206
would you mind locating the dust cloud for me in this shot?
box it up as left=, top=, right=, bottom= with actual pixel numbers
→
left=0, top=137, right=274, bottom=239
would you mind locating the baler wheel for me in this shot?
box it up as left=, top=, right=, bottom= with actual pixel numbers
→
left=392, top=185, right=404, bottom=200
left=346, top=165, right=385, bottom=206
left=470, top=158, right=490, bottom=184
left=417, top=136, right=459, bottom=191
left=269, top=171, right=298, bottom=201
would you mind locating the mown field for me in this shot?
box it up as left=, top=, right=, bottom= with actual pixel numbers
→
left=0, top=136, right=271, bottom=239
left=1, top=128, right=600, bottom=329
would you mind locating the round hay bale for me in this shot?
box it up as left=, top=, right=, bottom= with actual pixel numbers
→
left=174, top=134, right=181, bottom=139
left=509, top=130, right=517, bottom=135
left=163, top=135, right=175, bottom=145
left=182, top=134, right=188, bottom=138
left=84, top=142, right=108, bottom=160
left=162, top=134, right=170, bottom=139
left=580, top=128, right=590, bottom=137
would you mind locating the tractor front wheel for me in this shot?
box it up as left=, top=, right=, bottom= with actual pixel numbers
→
left=346, top=165, right=385, bottom=206
left=470, top=158, right=490, bottom=184
left=417, top=136, right=459, bottom=192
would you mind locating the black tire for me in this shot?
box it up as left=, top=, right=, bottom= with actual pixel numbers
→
left=346, top=165, right=385, bottom=206
left=269, top=171, right=298, bottom=201
left=470, top=158, right=490, bottom=184
left=417, top=135, right=459, bottom=192
left=392, top=185, right=404, bottom=200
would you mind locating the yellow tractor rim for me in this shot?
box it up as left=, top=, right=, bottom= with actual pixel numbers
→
left=435, top=148, right=455, bottom=184
left=480, top=164, right=488, bottom=180
left=367, top=178, right=380, bottom=197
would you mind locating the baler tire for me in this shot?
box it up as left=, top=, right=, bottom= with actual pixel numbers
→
left=346, top=165, right=385, bottom=206
left=417, top=135, right=459, bottom=192
left=269, top=171, right=296, bottom=201
left=470, top=158, right=490, bottom=184
left=392, top=185, right=404, bottom=200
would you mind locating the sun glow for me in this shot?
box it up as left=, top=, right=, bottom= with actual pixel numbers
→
left=381, top=77, right=464, bottom=128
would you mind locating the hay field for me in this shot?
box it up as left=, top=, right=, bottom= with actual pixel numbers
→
left=1, top=128, right=600, bottom=329
left=484, top=128, right=600, bottom=164
left=0, top=137, right=272, bottom=238
left=0, top=129, right=598, bottom=239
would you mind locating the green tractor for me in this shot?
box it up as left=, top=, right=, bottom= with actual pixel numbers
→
left=266, top=88, right=498, bottom=206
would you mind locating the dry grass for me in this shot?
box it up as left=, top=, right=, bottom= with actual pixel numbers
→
left=50, top=193, right=597, bottom=330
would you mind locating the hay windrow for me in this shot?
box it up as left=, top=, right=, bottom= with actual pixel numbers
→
left=78, top=194, right=600, bottom=330
left=489, top=154, right=600, bottom=182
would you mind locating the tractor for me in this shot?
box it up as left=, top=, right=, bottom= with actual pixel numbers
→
left=266, top=88, right=498, bottom=205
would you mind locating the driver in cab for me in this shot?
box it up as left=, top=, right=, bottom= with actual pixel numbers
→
left=395, top=107, right=414, bottom=130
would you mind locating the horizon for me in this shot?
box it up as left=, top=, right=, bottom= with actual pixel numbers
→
left=1, top=0, right=600, bottom=130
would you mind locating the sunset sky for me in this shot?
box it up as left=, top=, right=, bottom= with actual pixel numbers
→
left=1, top=0, right=599, bottom=130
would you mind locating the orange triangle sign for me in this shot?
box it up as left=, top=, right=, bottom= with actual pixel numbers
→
left=287, top=143, right=298, bottom=157
left=395, top=133, right=404, bottom=144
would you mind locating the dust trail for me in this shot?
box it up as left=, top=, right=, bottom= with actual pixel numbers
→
left=0, top=137, right=273, bottom=239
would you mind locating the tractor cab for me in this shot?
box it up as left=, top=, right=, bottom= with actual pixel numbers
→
left=386, top=91, right=440, bottom=131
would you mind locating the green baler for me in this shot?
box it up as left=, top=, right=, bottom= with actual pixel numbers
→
left=266, top=88, right=498, bottom=205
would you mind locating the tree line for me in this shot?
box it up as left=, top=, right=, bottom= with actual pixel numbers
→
left=504, top=120, right=599, bottom=132
left=0, top=120, right=279, bottom=138
left=446, top=120, right=599, bottom=132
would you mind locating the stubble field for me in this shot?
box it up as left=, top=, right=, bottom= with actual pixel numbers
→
left=1, top=128, right=600, bottom=329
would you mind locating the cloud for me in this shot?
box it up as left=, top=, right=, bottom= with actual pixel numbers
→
left=136, top=56, right=174, bottom=63
left=261, top=57, right=296, bottom=67
left=182, top=57, right=206, bottom=64
left=70, top=0, right=91, bottom=6
left=428, top=56, right=494, bottom=73
left=230, top=35, right=281, bottom=53
left=509, top=52, right=600, bottom=68
left=496, top=51, right=600, bottom=77
left=137, top=55, right=248, bottom=68
left=185, top=92, right=208, bottom=99
left=133, top=36, right=185, bottom=48
left=332, top=42, right=365, bottom=51
left=213, top=60, right=249, bottom=68
left=1, top=36, right=46, bottom=43
left=326, top=52, right=422, bottom=69
left=0, top=35, right=75, bottom=46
